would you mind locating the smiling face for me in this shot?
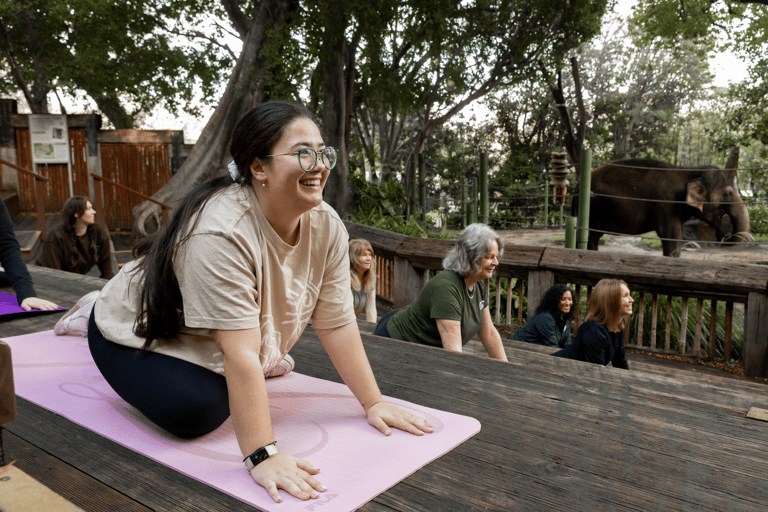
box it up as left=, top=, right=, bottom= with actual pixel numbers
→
left=252, top=117, right=330, bottom=220
left=558, top=291, right=573, bottom=315
left=474, top=241, right=499, bottom=281
left=356, top=248, right=373, bottom=273
left=619, top=283, right=633, bottom=316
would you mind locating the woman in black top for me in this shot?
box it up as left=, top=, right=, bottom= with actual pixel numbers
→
left=552, top=279, right=633, bottom=369
left=511, top=284, right=574, bottom=348
left=0, top=200, right=58, bottom=310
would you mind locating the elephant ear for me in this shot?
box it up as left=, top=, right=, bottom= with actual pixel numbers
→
left=686, top=179, right=706, bottom=211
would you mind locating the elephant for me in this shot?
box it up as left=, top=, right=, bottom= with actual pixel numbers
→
left=586, top=158, right=751, bottom=257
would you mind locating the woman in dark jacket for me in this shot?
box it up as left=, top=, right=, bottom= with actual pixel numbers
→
left=37, top=196, right=114, bottom=279
left=552, top=279, right=633, bottom=369
left=510, top=284, right=574, bottom=348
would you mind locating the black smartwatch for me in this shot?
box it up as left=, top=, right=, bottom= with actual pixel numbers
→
left=244, top=442, right=278, bottom=473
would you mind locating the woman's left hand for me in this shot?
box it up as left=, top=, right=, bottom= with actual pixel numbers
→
left=366, top=401, right=434, bottom=436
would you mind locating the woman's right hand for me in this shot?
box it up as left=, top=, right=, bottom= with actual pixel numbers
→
left=249, top=453, right=326, bottom=503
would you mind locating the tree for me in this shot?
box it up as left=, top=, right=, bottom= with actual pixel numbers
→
left=631, top=0, right=768, bottom=146
left=0, top=0, right=230, bottom=128
left=131, top=0, right=297, bottom=236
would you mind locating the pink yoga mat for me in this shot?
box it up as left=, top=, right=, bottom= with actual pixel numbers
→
left=3, top=330, right=480, bottom=511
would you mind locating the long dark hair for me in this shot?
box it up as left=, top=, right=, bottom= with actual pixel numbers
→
left=133, top=101, right=314, bottom=349
left=535, top=284, right=575, bottom=321
left=62, top=196, right=96, bottom=264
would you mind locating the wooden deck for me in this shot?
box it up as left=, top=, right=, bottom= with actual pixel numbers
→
left=3, top=266, right=768, bottom=511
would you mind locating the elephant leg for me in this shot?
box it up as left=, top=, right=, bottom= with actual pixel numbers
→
left=659, top=224, right=683, bottom=257
left=587, top=230, right=602, bottom=251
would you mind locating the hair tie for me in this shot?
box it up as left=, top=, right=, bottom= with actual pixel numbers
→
left=228, top=161, right=239, bottom=181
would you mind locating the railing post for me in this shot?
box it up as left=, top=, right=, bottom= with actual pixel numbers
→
left=93, top=176, right=106, bottom=229
left=393, top=256, right=427, bottom=309
left=34, top=176, right=46, bottom=240
left=744, top=292, right=768, bottom=377
left=576, top=149, right=592, bottom=249
left=527, top=270, right=554, bottom=320
left=479, top=152, right=488, bottom=224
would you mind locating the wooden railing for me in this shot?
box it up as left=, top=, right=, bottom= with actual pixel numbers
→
left=0, top=158, right=48, bottom=239
left=345, top=221, right=768, bottom=378
left=91, top=173, right=172, bottom=229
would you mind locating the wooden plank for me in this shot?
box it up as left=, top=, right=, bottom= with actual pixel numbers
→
left=743, top=292, right=768, bottom=378
left=3, top=432, right=151, bottom=512
left=538, top=247, right=768, bottom=296
left=344, top=221, right=407, bottom=259
left=527, top=270, right=554, bottom=319
left=6, top=399, right=260, bottom=512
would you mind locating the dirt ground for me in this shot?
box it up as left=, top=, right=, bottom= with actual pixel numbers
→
left=497, top=228, right=768, bottom=265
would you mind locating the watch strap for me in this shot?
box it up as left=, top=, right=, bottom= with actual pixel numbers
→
left=244, top=442, right=278, bottom=473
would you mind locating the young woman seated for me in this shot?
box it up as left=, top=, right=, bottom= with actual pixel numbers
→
left=552, top=279, right=633, bottom=369
left=510, top=284, right=574, bottom=348
left=37, top=196, right=115, bottom=279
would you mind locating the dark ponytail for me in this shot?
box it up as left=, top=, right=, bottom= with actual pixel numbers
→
left=133, top=101, right=314, bottom=349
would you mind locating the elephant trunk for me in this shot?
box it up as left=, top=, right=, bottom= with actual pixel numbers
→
left=723, top=194, right=753, bottom=243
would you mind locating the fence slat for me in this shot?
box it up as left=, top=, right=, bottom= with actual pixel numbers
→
left=693, top=299, right=704, bottom=356
left=679, top=297, right=689, bottom=354
left=517, top=280, right=524, bottom=327
left=650, top=294, right=658, bottom=350
left=709, top=301, right=718, bottom=359
left=494, top=276, right=501, bottom=324
left=506, top=278, right=512, bottom=325
left=725, top=302, right=733, bottom=360
left=636, top=293, right=645, bottom=346
left=664, top=297, right=672, bottom=351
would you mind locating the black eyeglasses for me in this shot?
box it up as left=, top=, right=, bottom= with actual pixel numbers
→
left=266, top=147, right=338, bottom=172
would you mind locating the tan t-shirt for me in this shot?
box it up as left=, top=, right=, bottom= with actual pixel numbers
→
left=94, top=184, right=356, bottom=375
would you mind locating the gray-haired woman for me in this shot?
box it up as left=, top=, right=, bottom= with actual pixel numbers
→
left=373, top=223, right=508, bottom=361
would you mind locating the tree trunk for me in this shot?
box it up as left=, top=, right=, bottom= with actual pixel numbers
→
left=130, top=0, right=295, bottom=237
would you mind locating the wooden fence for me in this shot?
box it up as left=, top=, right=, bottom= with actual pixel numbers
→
left=346, top=221, right=768, bottom=378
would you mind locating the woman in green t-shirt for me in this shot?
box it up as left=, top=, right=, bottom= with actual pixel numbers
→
left=373, top=223, right=508, bottom=362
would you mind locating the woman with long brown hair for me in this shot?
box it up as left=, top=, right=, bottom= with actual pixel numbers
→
left=84, top=101, right=432, bottom=503
left=37, top=196, right=114, bottom=279
left=552, top=279, right=633, bottom=368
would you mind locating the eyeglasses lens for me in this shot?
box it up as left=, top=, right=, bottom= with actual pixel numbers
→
left=298, top=149, right=317, bottom=172
left=321, top=147, right=338, bottom=170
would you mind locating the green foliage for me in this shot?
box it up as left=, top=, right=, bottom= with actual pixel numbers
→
left=0, top=0, right=231, bottom=128
left=747, top=200, right=768, bottom=236
left=348, top=170, right=452, bottom=239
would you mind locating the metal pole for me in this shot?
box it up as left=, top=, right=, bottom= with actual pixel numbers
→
left=480, top=152, right=489, bottom=224
left=576, top=149, right=592, bottom=249
left=470, top=177, right=478, bottom=225
left=544, top=180, right=549, bottom=226
left=565, top=216, right=577, bottom=249
left=419, top=155, right=426, bottom=225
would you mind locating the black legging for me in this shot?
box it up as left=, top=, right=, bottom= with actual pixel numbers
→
left=88, top=306, right=230, bottom=438
left=373, top=309, right=399, bottom=338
